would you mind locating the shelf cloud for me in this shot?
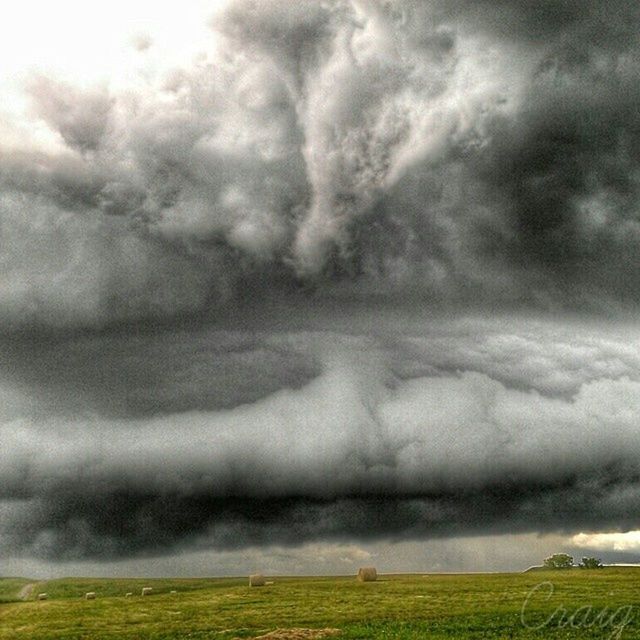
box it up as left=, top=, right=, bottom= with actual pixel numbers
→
left=2, top=320, right=640, bottom=560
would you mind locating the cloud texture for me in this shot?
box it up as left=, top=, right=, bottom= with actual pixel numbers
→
left=2, top=0, right=640, bottom=563
left=2, top=318, right=640, bottom=559
left=3, top=0, right=640, bottom=331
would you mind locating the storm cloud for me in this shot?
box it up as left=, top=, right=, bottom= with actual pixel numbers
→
left=2, top=0, right=640, bottom=564
left=2, top=0, right=640, bottom=331
left=2, top=318, right=640, bottom=559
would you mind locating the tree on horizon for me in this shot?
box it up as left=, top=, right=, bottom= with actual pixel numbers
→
left=543, top=553, right=574, bottom=569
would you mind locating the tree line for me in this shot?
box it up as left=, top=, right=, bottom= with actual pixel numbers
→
left=543, top=553, right=603, bottom=569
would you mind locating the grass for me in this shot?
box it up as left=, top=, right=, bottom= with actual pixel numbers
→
left=0, top=579, right=31, bottom=604
left=1, top=569, right=639, bottom=639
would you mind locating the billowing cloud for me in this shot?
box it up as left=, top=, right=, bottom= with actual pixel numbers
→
left=3, top=0, right=640, bottom=566
left=2, top=0, right=640, bottom=331
left=1, top=319, right=640, bottom=560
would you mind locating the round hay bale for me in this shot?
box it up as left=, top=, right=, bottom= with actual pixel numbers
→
left=357, top=567, right=377, bottom=582
left=249, top=573, right=266, bottom=587
left=37, top=593, right=48, bottom=601
left=85, top=592, right=96, bottom=600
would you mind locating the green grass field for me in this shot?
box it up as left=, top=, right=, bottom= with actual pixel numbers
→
left=1, top=569, right=639, bottom=639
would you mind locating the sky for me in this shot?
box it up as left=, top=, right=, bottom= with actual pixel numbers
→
left=2, top=0, right=640, bottom=578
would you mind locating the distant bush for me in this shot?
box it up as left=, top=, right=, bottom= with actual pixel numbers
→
left=543, top=553, right=574, bottom=569
left=579, top=556, right=603, bottom=569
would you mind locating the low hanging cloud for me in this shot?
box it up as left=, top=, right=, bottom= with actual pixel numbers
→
left=1, top=319, right=640, bottom=560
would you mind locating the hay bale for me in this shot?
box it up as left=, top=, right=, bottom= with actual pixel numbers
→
left=37, top=593, right=48, bottom=601
left=125, top=592, right=133, bottom=597
left=357, top=567, right=377, bottom=582
left=249, top=573, right=266, bottom=587
left=85, top=592, right=96, bottom=600
left=141, top=587, right=153, bottom=596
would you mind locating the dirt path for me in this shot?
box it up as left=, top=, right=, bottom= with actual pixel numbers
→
left=17, top=583, right=36, bottom=601
left=254, top=630, right=341, bottom=640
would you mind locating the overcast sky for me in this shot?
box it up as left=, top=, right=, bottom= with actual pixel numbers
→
left=2, top=0, right=640, bottom=578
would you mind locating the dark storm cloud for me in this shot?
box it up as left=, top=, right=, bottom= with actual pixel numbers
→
left=3, top=0, right=640, bottom=329
left=3, top=0, right=640, bottom=563
left=473, top=40, right=640, bottom=288
left=0, top=327, right=321, bottom=418
left=2, top=322, right=640, bottom=560
left=4, top=472, right=640, bottom=561
left=429, top=0, right=635, bottom=43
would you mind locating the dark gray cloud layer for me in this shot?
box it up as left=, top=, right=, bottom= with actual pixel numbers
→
left=5, top=481, right=640, bottom=561
left=3, top=0, right=640, bottom=563
left=2, top=320, right=640, bottom=560
left=2, top=0, right=640, bottom=331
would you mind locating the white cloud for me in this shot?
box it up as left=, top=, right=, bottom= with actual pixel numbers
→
left=0, top=0, right=227, bottom=86
left=572, top=531, right=640, bottom=552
